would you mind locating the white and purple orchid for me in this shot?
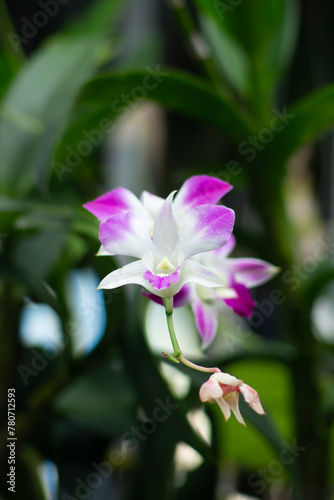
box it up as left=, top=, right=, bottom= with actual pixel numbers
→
left=83, top=176, right=235, bottom=299
left=144, top=234, right=278, bottom=348
left=85, top=175, right=268, bottom=426
left=188, top=235, right=279, bottom=347
left=199, top=371, right=265, bottom=426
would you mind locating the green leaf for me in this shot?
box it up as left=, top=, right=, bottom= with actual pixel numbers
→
left=263, top=83, right=334, bottom=168
left=11, top=229, right=67, bottom=282
left=194, top=0, right=299, bottom=105
left=0, top=31, right=106, bottom=197
left=0, top=51, right=18, bottom=100
left=0, top=0, right=132, bottom=197
left=54, top=361, right=138, bottom=434
left=0, top=259, right=62, bottom=315
left=54, top=69, right=253, bottom=170
left=199, top=15, right=249, bottom=96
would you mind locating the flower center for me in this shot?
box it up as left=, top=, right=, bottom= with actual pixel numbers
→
left=156, top=257, right=175, bottom=274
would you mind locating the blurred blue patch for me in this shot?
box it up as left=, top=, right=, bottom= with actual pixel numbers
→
left=38, top=460, right=58, bottom=500
left=66, top=268, right=107, bottom=356
left=19, top=302, right=63, bottom=352
left=19, top=268, right=106, bottom=357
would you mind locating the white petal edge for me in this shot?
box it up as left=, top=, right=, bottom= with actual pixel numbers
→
left=99, top=212, right=157, bottom=259
left=179, top=260, right=224, bottom=289
left=96, top=245, right=113, bottom=256
left=140, top=191, right=164, bottom=220
left=152, top=191, right=179, bottom=256
left=224, top=392, right=245, bottom=426
left=97, top=260, right=147, bottom=290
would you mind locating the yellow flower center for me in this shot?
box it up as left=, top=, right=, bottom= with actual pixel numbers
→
left=156, top=257, right=175, bottom=274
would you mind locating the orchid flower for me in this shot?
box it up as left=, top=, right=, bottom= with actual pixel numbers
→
left=189, top=235, right=279, bottom=347
left=199, top=371, right=265, bottom=426
left=144, top=234, right=279, bottom=348
left=84, top=176, right=266, bottom=426
left=83, top=176, right=235, bottom=299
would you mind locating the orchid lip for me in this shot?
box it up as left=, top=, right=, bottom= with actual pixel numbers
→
left=143, top=267, right=180, bottom=290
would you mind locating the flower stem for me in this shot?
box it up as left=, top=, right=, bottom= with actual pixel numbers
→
left=177, top=353, right=220, bottom=374
left=164, top=297, right=182, bottom=357
left=167, top=0, right=226, bottom=95
left=163, top=298, right=220, bottom=374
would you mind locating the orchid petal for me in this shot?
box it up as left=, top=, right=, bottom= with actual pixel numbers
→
left=152, top=191, right=179, bottom=255
left=212, top=234, right=236, bottom=259
left=223, top=283, right=256, bottom=317
left=96, top=245, right=112, bottom=256
left=213, top=372, right=241, bottom=387
left=140, top=191, right=164, bottom=219
left=99, top=212, right=156, bottom=258
left=216, top=396, right=232, bottom=421
left=174, top=175, right=232, bottom=212
left=240, top=383, right=265, bottom=415
left=141, top=291, right=164, bottom=306
left=84, top=187, right=149, bottom=222
left=227, top=258, right=279, bottom=288
left=97, top=260, right=147, bottom=290
left=224, top=392, right=245, bottom=426
left=180, top=260, right=223, bottom=289
left=173, top=205, right=235, bottom=260
left=143, top=267, right=180, bottom=290
left=142, top=285, right=192, bottom=307
left=199, top=378, right=223, bottom=403
left=192, top=300, right=218, bottom=349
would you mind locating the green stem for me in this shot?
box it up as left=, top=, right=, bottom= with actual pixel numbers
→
left=164, top=297, right=181, bottom=357
left=163, top=298, right=220, bottom=374
left=178, top=353, right=220, bottom=373
left=167, top=0, right=227, bottom=95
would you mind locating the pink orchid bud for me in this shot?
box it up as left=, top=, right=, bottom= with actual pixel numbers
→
left=199, top=371, right=265, bottom=426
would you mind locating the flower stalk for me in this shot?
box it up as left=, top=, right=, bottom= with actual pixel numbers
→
left=163, top=298, right=220, bottom=374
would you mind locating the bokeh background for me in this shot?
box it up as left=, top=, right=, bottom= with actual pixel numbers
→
left=1, top=1, right=334, bottom=499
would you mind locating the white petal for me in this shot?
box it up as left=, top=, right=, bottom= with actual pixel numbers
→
left=203, top=235, right=236, bottom=264
left=84, top=187, right=151, bottom=223
left=216, top=396, right=232, bottom=421
left=152, top=191, right=179, bottom=256
left=97, top=260, right=147, bottom=290
left=140, top=191, right=164, bottom=219
left=96, top=245, right=113, bottom=256
left=199, top=378, right=223, bottom=403
left=212, top=372, right=241, bottom=387
left=179, top=260, right=223, bottom=289
left=240, top=383, right=265, bottom=415
left=172, top=205, right=235, bottom=260
left=99, top=212, right=156, bottom=259
left=224, top=392, right=245, bottom=426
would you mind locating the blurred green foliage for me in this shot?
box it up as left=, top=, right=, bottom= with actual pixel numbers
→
left=1, top=1, right=334, bottom=499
